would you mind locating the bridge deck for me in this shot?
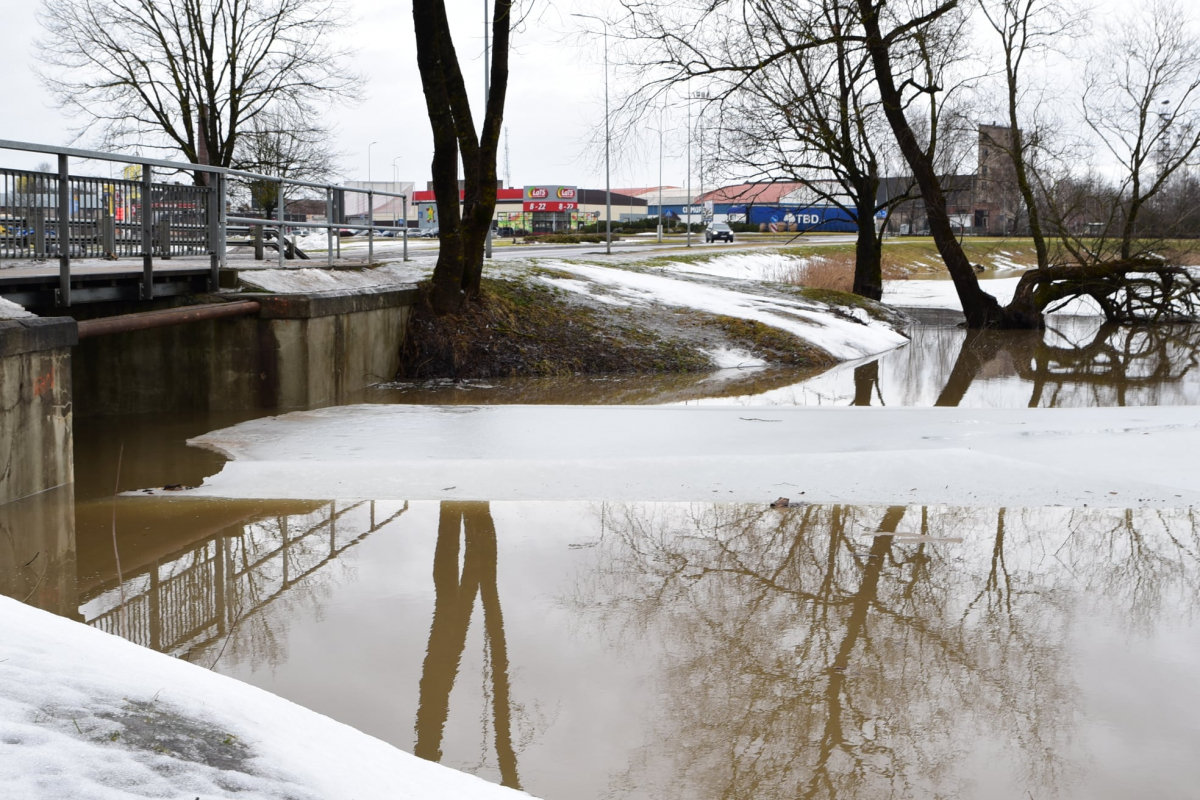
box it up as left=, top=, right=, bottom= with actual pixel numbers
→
left=0, top=247, right=399, bottom=309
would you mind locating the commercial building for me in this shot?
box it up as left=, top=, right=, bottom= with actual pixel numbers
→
left=410, top=185, right=647, bottom=233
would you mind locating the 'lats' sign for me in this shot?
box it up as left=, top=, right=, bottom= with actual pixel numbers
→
left=523, top=185, right=578, bottom=212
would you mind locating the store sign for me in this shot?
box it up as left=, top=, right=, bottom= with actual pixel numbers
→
left=524, top=185, right=578, bottom=212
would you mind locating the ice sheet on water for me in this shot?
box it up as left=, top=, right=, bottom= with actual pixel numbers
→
left=180, top=404, right=1200, bottom=508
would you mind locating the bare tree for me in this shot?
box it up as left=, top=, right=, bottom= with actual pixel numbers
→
left=412, top=1, right=513, bottom=314
left=1079, top=0, right=1200, bottom=260
left=37, top=0, right=360, bottom=184
left=236, top=104, right=339, bottom=216
left=713, top=0, right=918, bottom=299
left=975, top=0, right=1078, bottom=271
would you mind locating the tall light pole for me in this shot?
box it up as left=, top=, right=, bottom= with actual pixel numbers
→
left=573, top=13, right=611, bottom=255
left=484, top=0, right=494, bottom=259
left=686, top=92, right=692, bottom=248
left=686, top=90, right=708, bottom=248
left=648, top=117, right=665, bottom=243
left=367, top=140, right=377, bottom=231
left=392, top=156, right=403, bottom=227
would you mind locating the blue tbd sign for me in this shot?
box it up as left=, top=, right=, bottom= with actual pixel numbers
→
left=731, top=205, right=861, bottom=233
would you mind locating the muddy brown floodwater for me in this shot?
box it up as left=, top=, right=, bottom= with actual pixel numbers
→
left=3, top=312, right=1200, bottom=800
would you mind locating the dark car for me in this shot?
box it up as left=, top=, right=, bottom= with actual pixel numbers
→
left=705, top=222, right=734, bottom=243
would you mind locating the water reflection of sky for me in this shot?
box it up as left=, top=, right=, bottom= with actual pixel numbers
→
left=59, top=498, right=1200, bottom=800
left=677, top=317, right=1200, bottom=408
left=377, top=317, right=1200, bottom=409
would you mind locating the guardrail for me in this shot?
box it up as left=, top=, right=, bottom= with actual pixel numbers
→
left=0, top=139, right=409, bottom=306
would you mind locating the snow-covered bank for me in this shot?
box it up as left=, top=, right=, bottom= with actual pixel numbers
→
left=238, top=252, right=910, bottom=364
left=0, top=595, right=535, bottom=799
left=537, top=260, right=908, bottom=360
left=883, top=276, right=1103, bottom=314
left=179, top=404, right=1200, bottom=508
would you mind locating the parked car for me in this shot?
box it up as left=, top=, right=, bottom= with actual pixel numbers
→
left=705, top=222, right=735, bottom=243
left=420, top=227, right=440, bottom=238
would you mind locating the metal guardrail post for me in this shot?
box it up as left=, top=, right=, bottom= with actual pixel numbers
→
left=141, top=165, right=153, bottom=300
left=33, top=207, right=46, bottom=257
left=253, top=224, right=264, bottom=260
left=101, top=212, right=115, bottom=255
left=217, top=173, right=228, bottom=270
left=208, top=176, right=220, bottom=289
left=368, top=190, right=374, bottom=264
left=158, top=217, right=172, bottom=259
left=277, top=178, right=285, bottom=268
left=57, top=154, right=71, bottom=305
left=403, top=196, right=408, bottom=262
left=326, top=188, right=334, bottom=267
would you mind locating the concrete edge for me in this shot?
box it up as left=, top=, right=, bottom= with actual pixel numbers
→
left=0, top=317, right=79, bottom=357
left=252, top=286, right=419, bottom=319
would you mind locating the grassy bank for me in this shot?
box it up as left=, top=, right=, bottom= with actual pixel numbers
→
left=397, top=275, right=842, bottom=380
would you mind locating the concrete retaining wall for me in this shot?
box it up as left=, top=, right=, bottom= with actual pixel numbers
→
left=73, top=287, right=416, bottom=416
left=0, top=318, right=75, bottom=506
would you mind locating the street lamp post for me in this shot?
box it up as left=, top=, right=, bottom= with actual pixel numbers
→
left=484, top=0, right=494, bottom=259
left=367, top=140, right=377, bottom=234
left=392, top=156, right=403, bottom=227
left=686, top=90, right=708, bottom=248
left=573, top=13, right=611, bottom=255
left=686, top=94, right=692, bottom=248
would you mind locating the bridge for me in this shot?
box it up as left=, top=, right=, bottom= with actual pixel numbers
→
left=0, top=140, right=419, bottom=512
left=0, top=139, right=410, bottom=309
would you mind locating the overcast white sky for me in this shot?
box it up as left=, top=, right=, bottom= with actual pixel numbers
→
left=0, top=0, right=1189, bottom=189
left=0, top=0, right=699, bottom=190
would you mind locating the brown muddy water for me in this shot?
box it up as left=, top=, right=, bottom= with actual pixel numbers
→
left=4, top=315, right=1200, bottom=800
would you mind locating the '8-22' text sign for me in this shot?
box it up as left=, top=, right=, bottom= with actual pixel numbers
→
left=523, top=185, right=578, bottom=212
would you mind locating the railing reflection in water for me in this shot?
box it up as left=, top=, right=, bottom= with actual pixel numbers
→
left=84, top=500, right=408, bottom=658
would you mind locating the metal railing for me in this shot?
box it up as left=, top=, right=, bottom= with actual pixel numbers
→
left=0, top=139, right=409, bottom=306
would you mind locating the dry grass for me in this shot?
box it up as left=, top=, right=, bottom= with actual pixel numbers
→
left=773, top=252, right=912, bottom=291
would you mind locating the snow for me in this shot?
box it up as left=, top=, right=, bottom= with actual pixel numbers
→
left=0, top=594, right=537, bottom=800
left=883, top=277, right=1103, bottom=314
left=540, top=261, right=909, bottom=360
left=701, top=347, right=767, bottom=369
left=240, top=266, right=417, bottom=294
left=178, top=404, right=1200, bottom=508
left=655, top=252, right=815, bottom=282
left=0, top=297, right=34, bottom=319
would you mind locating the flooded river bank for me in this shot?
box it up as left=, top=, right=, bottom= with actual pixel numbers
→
left=4, top=311, right=1200, bottom=799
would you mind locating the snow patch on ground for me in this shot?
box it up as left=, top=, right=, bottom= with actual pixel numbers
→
left=0, top=595, right=536, bottom=800
left=540, top=261, right=908, bottom=360
left=656, top=252, right=814, bottom=282
left=883, top=277, right=1103, bottom=314
left=702, top=347, right=768, bottom=369
left=179, top=404, right=1200, bottom=508
left=0, top=297, right=33, bottom=319
left=240, top=267, right=415, bottom=294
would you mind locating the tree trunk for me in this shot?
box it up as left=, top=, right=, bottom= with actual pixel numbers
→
left=413, top=0, right=467, bottom=313
left=852, top=189, right=883, bottom=299
left=855, top=0, right=1013, bottom=328
left=413, top=0, right=510, bottom=312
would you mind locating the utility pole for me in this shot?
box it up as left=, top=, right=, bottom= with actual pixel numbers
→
left=483, top=0, right=494, bottom=259
left=572, top=13, right=611, bottom=255
left=658, top=125, right=663, bottom=243
left=367, top=140, right=377, bottom=234
left=686, top=93, right=692, bottom=248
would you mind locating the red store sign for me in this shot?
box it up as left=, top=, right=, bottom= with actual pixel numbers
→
left=523, top=185, right=578, bottom=211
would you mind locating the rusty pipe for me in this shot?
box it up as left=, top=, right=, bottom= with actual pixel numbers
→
left=76, top=300, right=262, bottom=339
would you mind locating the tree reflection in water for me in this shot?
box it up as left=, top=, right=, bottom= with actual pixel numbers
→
left=582, top=502, right=1200, bottom=799
left=839, top=318, right=1200, bottom=408
left=414, top=501, right=522, bottom=791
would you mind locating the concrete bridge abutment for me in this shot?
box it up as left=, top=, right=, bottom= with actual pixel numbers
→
left=0, top=285, right=416, bottom=507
